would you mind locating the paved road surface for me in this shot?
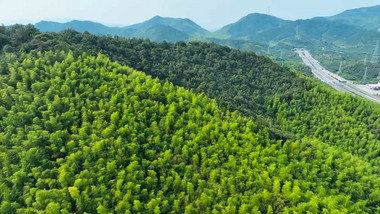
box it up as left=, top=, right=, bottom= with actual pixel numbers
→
left=295, top=48, right=380, bottom=104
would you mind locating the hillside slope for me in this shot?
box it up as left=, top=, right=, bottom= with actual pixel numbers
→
left=0, top=52, right=379, bottom=213
left=324, top=5, right=380, bottom=31
left=1, top=26, right=379, bottom=166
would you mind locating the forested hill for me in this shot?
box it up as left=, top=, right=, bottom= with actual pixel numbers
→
left=0, top=25, right=380, bottom=212
left=0, top=51, right=379, bottom=213
left=31, top=7, right=380, bottom=83
left=2, top=25, right=379, bottom=164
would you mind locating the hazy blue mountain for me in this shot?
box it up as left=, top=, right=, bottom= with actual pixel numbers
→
left=132, top=24, right=189, bottom=42
left=35, top=20, right=122, bottom=35
left=35, top=19, right=192, bottom=42
left=257, top=18, right=380, bottom=45
left=35, top=17, right=210, bottom=42
left=324, top=5, right=380, bottom=31
left=34, top=8, right=380, bottom=51
left=211, top=13, right=291, bottom=40
left=208, top=12, right=379, bottom=48
left=126, top=15, right=208, bottom=36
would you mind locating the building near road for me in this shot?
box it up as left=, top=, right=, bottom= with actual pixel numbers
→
left=369, top=82, right=380, bottom=90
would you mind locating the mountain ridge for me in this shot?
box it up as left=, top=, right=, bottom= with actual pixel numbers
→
left=126, top=15, right=209, bottom=36
left=35, top=15, right=209, bottom=42
left=34, top=5, right=380, bottom=47
left=211, top=13, right=291, bottom=40
left=35, top=20, right=122, bottom=35
left=323, top=5, right=380, bottom=31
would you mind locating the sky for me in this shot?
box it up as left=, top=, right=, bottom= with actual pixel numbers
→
left=1, top=0, right=380, bottom=30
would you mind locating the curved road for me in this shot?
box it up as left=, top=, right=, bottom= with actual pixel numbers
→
left=296, top=48, right=380, bottom=104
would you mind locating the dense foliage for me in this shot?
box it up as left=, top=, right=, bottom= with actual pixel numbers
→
left=267, top=73, right=380, bottom=164
left=4, top=26, right=379, bottom=163
left=1, top=26, right=380, bottom=213
left=0, top=52, right=379, bottom=213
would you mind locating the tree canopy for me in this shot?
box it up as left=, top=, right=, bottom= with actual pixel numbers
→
left=0, top=52, right=378, bottom=213
left=0, top=25, right=379, bottom=213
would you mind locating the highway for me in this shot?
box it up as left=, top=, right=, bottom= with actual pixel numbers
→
left=295, top=48, right=380, bottom=104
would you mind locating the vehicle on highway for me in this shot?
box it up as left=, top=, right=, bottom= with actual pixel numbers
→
left=369, top=82, right=380, bottom=90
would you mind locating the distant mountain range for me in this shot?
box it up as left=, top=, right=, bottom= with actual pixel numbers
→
left=34, top=5, right=380, bottom=49
left=35, top=16, right=205, bottom=42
